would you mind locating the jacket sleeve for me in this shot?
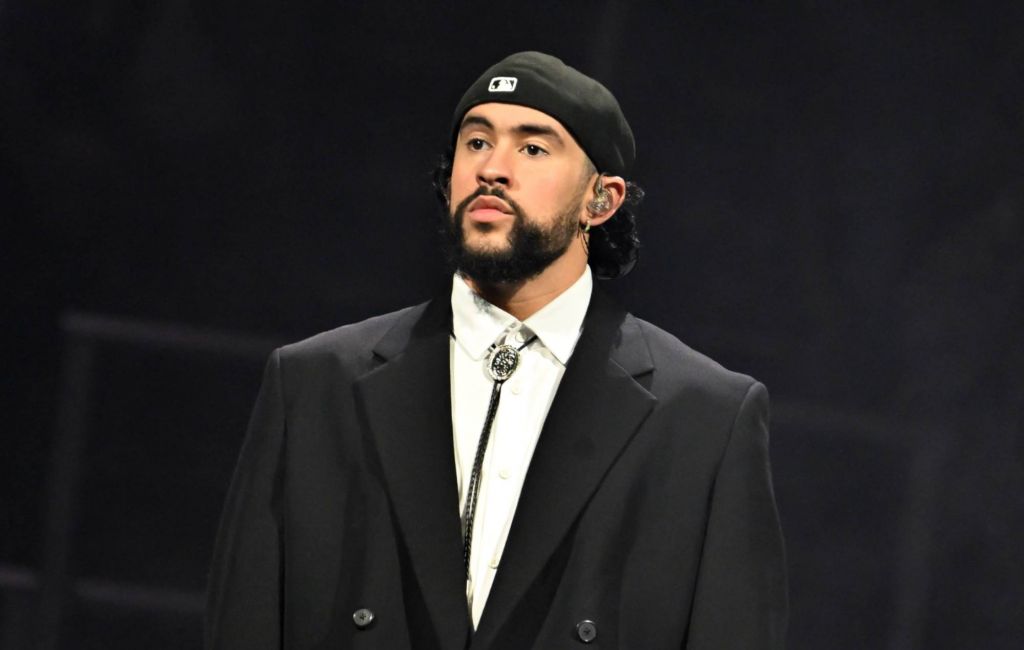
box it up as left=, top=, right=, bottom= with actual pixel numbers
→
left=205, top=349, right=286, bottom=650
left=685, top=381, right=788, bottom=649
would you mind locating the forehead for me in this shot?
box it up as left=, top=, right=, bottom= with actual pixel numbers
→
left=460, top=102, right=575, bottom=141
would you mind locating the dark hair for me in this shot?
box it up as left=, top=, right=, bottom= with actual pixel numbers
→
left=431, top=153, right=644, bottom=279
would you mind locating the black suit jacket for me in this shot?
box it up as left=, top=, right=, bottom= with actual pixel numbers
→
left=205, top=289, right=787, bottom=649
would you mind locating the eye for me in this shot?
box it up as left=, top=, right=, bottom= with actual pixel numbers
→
left=466, top=137, right=490, bottom=151
left=522, top=144, right=548, bottom=157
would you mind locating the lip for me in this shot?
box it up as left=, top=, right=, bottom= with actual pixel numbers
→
left=467, top=196, right=513, bottom=222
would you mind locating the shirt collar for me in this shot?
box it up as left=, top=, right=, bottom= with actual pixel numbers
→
left=450, top=267, right=593, bottom=365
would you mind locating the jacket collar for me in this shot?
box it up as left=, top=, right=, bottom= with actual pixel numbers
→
left=355, top=296, right=470, bottom=649
left=356, top=287, right=656, bottom=649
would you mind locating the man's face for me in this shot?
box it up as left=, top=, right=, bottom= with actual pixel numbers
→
left=446, top=103, right=594, bottom=285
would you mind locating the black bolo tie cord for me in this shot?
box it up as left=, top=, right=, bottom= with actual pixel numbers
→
left=461, top=333, right=537, bottom=579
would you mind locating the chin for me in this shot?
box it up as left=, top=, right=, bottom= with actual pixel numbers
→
left=462, top=229, right=510, bottom=251
left=463, top=240, right=512, bottom=258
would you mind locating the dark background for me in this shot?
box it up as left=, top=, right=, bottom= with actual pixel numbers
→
left=2, top=2, right=1022, bottom=648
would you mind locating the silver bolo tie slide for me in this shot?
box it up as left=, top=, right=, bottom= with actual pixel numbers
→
left=486, top=342, right=524, bottom=381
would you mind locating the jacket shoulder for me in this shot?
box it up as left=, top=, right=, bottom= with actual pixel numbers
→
left=276, top=301, right=430, bottom=373
left=629, top=315, right=763, bottom=403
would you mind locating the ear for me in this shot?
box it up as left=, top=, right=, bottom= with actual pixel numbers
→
left=585, top=175, right=627, bottom=228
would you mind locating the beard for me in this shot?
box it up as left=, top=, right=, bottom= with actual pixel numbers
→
left=442, top=185, right=584, bottom=286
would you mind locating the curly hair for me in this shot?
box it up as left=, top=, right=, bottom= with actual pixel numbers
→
left=431, top=154, right=644, bottom=279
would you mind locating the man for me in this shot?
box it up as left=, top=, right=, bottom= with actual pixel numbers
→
left=206, top=51, right=787, bottom=649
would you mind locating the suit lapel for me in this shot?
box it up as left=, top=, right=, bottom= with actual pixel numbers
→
left=354, top=298, right=471, bottom=650
left=471, top=290, right=657, bottom=648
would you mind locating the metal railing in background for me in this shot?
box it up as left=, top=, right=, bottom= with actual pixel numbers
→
left=5, top=311, right=279, bottom=650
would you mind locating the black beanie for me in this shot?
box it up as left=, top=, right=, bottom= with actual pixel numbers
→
left=451, top=51, right=635, bottom=176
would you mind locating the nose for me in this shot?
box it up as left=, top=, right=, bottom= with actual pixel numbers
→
left=477, top=143, right=513, bottom=188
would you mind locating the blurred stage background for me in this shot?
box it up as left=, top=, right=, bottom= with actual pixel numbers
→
left=2, top=2, right=1022, bottom=648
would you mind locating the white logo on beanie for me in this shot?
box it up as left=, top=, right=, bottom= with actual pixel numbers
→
left=488, top=77, right=517, bottom=92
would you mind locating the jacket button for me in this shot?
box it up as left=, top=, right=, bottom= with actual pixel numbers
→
left=575, top=619, right=597, bottom=643
left=352, top=608, right=375, bottom=629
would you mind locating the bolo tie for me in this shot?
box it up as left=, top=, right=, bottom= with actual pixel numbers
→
left=461, top=330, right=538, bottom=578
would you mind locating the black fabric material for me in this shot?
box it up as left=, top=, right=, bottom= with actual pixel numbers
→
left=205, top=289, right=788, bottom=649
left=451, top=51, right=635, bottom=176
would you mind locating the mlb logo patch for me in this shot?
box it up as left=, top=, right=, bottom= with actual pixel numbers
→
left=488, top=76, right=518, bottom=92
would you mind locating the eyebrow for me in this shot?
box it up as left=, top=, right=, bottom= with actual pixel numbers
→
left=460, top=115, right=494, bottom=132
left=513, top=123, right=564, bottom=144
left=459, top=115, right=565, bottom=146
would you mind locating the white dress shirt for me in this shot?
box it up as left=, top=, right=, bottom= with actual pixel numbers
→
left=450, top=267, right=593, bottom=628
